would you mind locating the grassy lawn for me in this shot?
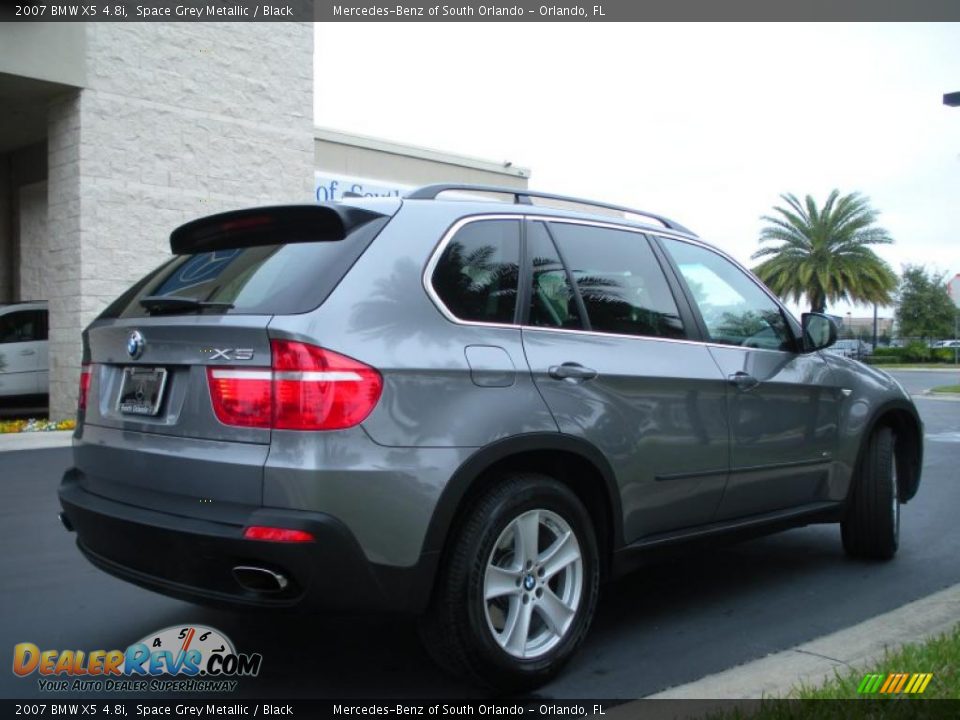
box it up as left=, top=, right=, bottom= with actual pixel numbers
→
left=930, top=385, right=960, bottom=394
left=791, top=624, right=960, bottom=700
left=701, top=626, right=960, bottom=719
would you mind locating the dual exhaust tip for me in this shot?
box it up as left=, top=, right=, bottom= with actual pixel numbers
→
left=232, top=565, right=289, bottom=594
left=59, top=512, right=288, bottom=595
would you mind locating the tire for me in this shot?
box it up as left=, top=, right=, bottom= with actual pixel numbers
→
left=841, top=426, right=900, bottom=560
left=418, top=472, right=600, bottom=691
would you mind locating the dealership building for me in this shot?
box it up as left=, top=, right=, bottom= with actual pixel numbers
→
left=0, top=23, right=528, bottom=418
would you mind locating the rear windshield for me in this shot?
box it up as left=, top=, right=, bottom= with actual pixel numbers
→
left=100, top=217, right=389, bottom=319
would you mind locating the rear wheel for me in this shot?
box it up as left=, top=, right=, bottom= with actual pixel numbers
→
left=841, top=426, right=899, bottom=560
left=418, top=473, right=600, bottom=691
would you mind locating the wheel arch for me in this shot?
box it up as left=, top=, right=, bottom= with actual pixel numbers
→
left=856, top=400, right=923, bottom=504
left=421, top=434, right=624, bottom=578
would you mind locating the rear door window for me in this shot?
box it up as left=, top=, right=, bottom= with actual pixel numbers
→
left=547, top=222, right=687, bottom=340
left=431, top=219, right=521, bottom=325
left=526, top=221, right=583, bottom=330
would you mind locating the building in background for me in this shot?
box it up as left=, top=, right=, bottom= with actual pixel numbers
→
left=0, top=23, right=528, bottom=418
left=948, top=273, right=960, bottom=309
left=841, top=315, right=895, bottom=342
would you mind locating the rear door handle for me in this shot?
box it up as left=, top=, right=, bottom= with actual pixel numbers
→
left=728, top=371, right=759, bottom=391
left=20, top=349, right=36, bottom=356
left=548, top=363, right=598, bottom=381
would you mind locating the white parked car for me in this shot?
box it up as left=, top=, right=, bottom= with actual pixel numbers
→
left=826, top=338, right=872, bottom=360
left=0, top=301, right=48, bottom=400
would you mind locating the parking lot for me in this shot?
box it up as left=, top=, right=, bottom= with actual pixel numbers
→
left=1, top=370, right=957, bottom=700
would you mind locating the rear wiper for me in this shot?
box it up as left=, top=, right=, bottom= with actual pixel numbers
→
left=139, top=295, right=235, bottom=314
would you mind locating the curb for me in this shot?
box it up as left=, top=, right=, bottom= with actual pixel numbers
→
left=641, top=583, right=960, bottom=700
left=917, top=391, right=960, bottom=402
left=0, top=431, right=73, bottom=452
left=881, top=367, right=960, bottom=373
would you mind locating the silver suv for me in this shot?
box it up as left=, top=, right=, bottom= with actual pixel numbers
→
left=58, top=185, right=923, bottom=690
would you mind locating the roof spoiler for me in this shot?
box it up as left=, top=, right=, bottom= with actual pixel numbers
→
left=169, top=204, right=386, bottom=255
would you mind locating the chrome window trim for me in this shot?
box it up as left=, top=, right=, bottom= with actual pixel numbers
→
left=421, top=214, right=797, bottom=356
left=421, top=214, right=527, bottom=331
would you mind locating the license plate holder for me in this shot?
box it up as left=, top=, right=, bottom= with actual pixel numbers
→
left=117, top=367, right=168, bottom=416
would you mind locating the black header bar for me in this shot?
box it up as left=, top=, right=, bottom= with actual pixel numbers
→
left=2, top=0, right=960, bottom=22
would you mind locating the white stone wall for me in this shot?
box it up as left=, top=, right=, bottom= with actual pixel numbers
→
left=18, top=182, right=48, bottom=303
left=0, top=156, right=10, bottom=303
left=46, top=23, right=314, bottom=418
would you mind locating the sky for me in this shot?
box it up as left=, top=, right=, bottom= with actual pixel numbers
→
left=314, top=23, right=960, bottom=319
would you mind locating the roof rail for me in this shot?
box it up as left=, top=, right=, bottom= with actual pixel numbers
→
left=405, top=183, right=695, bottom=235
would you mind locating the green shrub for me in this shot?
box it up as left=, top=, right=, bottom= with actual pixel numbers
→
left=903, top=341, right=931, bottom=363
left=864, top=356, right=899, bottom=365
left=872, top=347, right=904, bottom=359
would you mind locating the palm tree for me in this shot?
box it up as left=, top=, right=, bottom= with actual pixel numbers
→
left=751, top=190, right=898, bottom=313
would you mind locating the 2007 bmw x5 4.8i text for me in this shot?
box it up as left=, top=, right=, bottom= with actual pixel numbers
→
left=59, top=185, right=923, bottom=690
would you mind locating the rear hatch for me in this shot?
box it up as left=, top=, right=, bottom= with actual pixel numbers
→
left=75, top=202, right=394, bottom=520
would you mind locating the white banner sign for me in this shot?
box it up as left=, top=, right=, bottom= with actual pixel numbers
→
left=315, top=173, right=410, bottom=202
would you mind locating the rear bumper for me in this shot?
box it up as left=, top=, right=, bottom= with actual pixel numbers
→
left=59, top=469, right=437, bottom=613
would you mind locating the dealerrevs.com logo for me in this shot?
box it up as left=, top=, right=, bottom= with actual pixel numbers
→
left=12, top=625, right=262, bottom=693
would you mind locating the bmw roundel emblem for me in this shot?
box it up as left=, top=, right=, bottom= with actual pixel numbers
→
left=127, top=330, right=145, bottom=359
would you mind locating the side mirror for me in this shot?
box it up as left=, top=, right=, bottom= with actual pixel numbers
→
left=801, top=313, right=838, bottom=352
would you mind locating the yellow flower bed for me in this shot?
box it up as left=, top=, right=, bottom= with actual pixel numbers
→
left=0, top=418, right=76, bottom=433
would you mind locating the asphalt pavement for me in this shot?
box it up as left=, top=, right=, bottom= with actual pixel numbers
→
left=0, top=370, right=957, bottom=700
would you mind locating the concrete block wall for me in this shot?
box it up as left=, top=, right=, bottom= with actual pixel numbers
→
left=45, top=23, right=314, bottom=418
left=18, top=182, right=48, bottom=303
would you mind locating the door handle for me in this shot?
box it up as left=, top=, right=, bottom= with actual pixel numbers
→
left=728, top=371, right=759, bottom=391
left=548, top=363, right=598, bottom=381
left=19, top=349, right=36, bottom=356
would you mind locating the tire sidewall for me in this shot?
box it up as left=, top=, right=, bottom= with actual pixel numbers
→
left=463, top=478, right=599, bottom=681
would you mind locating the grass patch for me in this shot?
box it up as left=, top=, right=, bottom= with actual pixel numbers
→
left=792, top=624, right=960, bottom=700
left=929, top=385, right=960, bottom=394
left=700, top=626, right=960, bottom=719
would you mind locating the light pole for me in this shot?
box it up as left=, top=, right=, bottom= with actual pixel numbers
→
left=946, top=92, right=960, bottom=363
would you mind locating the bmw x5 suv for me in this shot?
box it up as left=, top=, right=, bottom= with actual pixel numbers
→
left=59, top=185, right=923, bottom=690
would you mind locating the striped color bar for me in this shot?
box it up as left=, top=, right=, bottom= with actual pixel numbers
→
left=857, top=672, right=933, bottom=695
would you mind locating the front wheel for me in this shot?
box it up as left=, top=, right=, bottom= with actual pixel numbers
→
left=841, top=426, right=899, bottom=560
left=418, top=473, right=600, bottom=691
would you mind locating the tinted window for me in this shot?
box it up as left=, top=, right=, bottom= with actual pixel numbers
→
left=100, top=217, right=389, bottom=319
left=33, top=310, right=48, bottom=341
left=660, top=238, right=793, bottom=351
left=527, top=222, right=582, bottom=329
left=432, top=220, right=520, bottom=324
left=548, top=223, right=685, bottom=339
left=0, top=310, right=39, bottom=343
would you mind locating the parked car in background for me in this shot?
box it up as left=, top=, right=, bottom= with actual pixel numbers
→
left=58, top=185, right=923, bottom=690
left=0, top=301, right=48, bottom=402
left=827, top=338, right=873, bottom=361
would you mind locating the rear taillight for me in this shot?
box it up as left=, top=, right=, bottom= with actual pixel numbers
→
left=243, top=526, right=315, bottom=543
left=78, top=364, right=92, bottom=411
left=206, top=340, right=382, bottom=431
left=207, top=369, right=273, bottom=428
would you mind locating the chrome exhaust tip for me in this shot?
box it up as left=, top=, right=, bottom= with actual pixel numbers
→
left=59, top=512, right=74, bottom=532
left=232, top=565, right=288, bottom=593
